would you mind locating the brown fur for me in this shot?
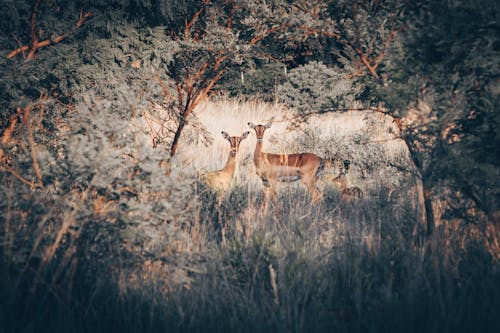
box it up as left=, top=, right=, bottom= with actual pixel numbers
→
left=204, top=131, right=250, bottom=200
left=330, top=171, right=364, bottom=201
left=248, top=122, right=325, bottom=209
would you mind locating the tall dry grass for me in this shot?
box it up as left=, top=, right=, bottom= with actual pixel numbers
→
left=1, top=97, right=499, bottom=333
left=174, top=97, right=410, bottom=195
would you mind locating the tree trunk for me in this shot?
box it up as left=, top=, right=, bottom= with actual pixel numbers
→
left=422, top=179, right=436, bottom=237
left=403, top=136, right=435, bottom=237
left=169, top=115, right=186, bottom=158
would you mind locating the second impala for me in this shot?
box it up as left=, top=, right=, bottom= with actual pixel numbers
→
left=248, top=122, right=325, bottom=208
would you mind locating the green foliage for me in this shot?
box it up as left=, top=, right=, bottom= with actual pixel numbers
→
left=221, top=62, right=288, bottom=101
left=278, top=61, right=362, bottom=112
left=240, top=0, right=406, bottom=76
left=0, top=7, right=205, bottom=301
left=373, top=0, right=500, bottom=220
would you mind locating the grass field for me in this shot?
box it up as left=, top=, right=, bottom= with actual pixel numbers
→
left=1, top=98, right=499, bottom=333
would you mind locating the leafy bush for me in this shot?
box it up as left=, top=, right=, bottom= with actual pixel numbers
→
left=278, top=61, right=363, bottom=113
left=221, top=62, right=288, bottom=101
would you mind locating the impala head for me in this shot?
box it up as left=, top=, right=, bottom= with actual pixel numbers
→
left=222, top=131, right=250, bottom=156
left=247, top=122, right=271, bottom=143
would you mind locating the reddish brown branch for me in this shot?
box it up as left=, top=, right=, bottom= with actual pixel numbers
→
left=191, top=67, right=225, bottom=113
left=213, top=54, right=227, bottom=70
left=0, top=110, right=20, bottom=164
left=0, top=164, right=36, bottom=188
left=344, top=28, right=399, bottom=80
left=185, top=0, right=211, bottom=39
left=8, top=5, right=92, bottom=60
left=373, top=30, right=397, bottom=71
left=226, top=2, right=238, bottom=30
left=250, top=23, right=339, bottom=46
left=31, top=0, right=41, bottom=44
left=1, top=95, right=50, bottom=189
left=358, top=52, right=380, bottom=79
left=343, top=36, right=380, bottom=80
left=191, top=62, right=209, bottom=89
left=1, top=109, right=22, bottom=146
left=250, top=25, right=285, bottom=45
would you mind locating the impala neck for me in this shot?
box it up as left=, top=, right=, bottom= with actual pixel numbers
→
left=253, top=138, right=264, bottom=166
left=222, top=150, right=237, bottom=175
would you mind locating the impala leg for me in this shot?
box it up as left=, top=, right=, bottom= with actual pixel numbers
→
left=261, top=179, right=277, bottom=214
left=215, top=194, right=226, bottom=243
left=311, top=188, right=323, bottom=204
left=262, top=188, right=271, bottom=215
left=302, top=174, right=323, bottom=204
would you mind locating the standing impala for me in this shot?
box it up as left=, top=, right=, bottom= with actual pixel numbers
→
left=248, top=122, right=325, bottom=209
left=330, top=160, right=364, bottom=201
left=204, top=131, right=250, bottom=201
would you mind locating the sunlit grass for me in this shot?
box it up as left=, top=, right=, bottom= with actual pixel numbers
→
left=173, top=97, right=410, bottom=198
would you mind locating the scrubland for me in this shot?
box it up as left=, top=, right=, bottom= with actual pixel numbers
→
left=1, top=98, right=498, bottom=333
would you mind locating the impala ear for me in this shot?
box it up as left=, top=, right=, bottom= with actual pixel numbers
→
left=240, top=131, right=250, bottom=140
left=221, top=131, right=231, bottom=140
left=247, top=122, right=256, bottom=129
left=265, top=122, right=272, bottom=128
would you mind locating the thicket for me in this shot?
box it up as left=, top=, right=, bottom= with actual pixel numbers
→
left=0, top=0, right=498, bottom=332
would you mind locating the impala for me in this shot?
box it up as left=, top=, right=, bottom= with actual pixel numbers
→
left=204, top=131, right=250, bottom=201
left=248, top=122, right=325, bottom=209
left=330, top=161, right=364, bottom=201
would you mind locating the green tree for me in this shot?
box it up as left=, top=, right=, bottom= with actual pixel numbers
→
left=378, top=0, right=500, bottom=231
left=165, top=0, right=249, bottom=159
left=277, top=61, right=362, bottom=113
left=241, top=0, right=405, bottom=78
left=243, top=0, right=500, bottom=237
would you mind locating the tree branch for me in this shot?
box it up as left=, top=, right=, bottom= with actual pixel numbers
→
left=250, top=23, right=339, bottom=46
left=0, top=164, right=36, bottom=188
left=226, top=1, right=238, bottom=30
left=250, top=25, right=286, bottom=45
left=373, top=30, right=397, bottom=71
left=184, top=0, right=211, bottom=39
left=8, top=5, right=92, bottom=60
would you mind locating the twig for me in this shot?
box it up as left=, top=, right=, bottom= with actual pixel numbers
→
left=1, top=108, right=22, bottom=146
left=0, top=164, right=36, bottom=188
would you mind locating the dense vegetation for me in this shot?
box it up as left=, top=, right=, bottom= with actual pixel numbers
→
left=1, top=0, right=499, bottom=332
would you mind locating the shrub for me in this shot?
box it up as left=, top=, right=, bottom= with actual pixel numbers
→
left=277, top=61, right=363, bottom=113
